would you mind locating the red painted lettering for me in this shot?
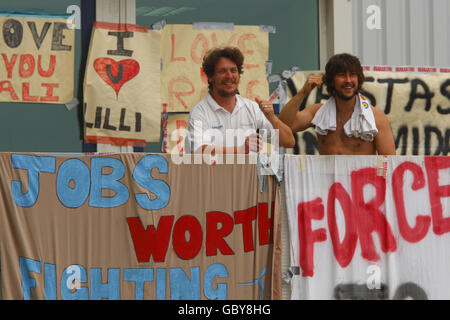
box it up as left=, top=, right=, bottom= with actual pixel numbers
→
left=206, top=211, right=234, bottom=256
left=38, top=55, right=56, bottom=77
left=351, top=168, right=396, bottom=261
left=40, top=83, right=59, bottom=102
left=126, top=216, right=174, bottom=262
left=168, top=76, right=195, bottom=110
left=0, top=80, right=18, bottom=100
left=22, top=82, right=39, bottom=102
left=19, top=54, right=35, bottom=78
left=327, top=182, right=358, bottom=268
left=2, top=53, right=17, bottom=78
left=170, top=34, right=186, bottom=62
left=258, top=202, right=274, bottom=245
left=234, top=206, right=257, bottom=252
left=238, top=33, right=259, bottom=69
left=298, top=197, right=327, bottom=277
left=392, top=161, right=430, bottom=242
left=425, top=157, right=450, bottom=235
left=246, top=80, right=260, bottom=100
left=191, top=33, right=209, bottom=64
left=175, top=120, right=187, bottom=153
left=172, top=215, right=203, bottom=260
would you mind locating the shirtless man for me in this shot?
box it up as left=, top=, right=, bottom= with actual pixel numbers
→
left=279, top=53, right=396, bottom=155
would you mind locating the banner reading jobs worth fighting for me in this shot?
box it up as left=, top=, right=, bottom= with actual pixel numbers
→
left=0, top=15, right=74, bottom=103
left=284, top=155, right=450, bottom=299
left=0, top=153, right=281, bottom=300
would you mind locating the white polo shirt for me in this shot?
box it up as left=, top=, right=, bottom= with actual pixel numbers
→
left=185, top=92, right=274, bottom=153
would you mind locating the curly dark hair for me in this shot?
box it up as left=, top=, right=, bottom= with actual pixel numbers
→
left=324, top=53, right=364, bottom=96
left=202, top=46, right=244, bottom=90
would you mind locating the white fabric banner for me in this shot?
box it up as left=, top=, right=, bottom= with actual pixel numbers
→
left=284, top=155, right=450, bottom=299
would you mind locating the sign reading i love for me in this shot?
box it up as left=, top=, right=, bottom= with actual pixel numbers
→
left=83, top=22, right=161, bottom=146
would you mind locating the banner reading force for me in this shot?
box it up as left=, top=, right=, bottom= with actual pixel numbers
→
left=0, top=15, right=74, bottom=104
left=284, top=155, right=450, bottom=299
left=0, top=153, right=280, bottom=300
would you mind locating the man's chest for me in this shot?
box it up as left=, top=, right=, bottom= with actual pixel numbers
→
left=317, top=127, right=376, bottom=155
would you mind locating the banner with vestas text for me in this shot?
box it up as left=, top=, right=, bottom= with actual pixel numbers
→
left=288, top=71, right=450, bottom=156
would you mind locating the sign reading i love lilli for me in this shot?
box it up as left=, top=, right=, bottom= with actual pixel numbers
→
left=83, top=22, right=162, bottom=146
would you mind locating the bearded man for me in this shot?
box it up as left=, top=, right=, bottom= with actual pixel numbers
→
left=279, top=53, right=396, bottom=155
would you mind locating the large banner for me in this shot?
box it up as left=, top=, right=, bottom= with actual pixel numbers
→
left=0, top=15, right=75, bottom=104
left=288, top=71, right=450, bottom=156
left=161, top=24, right=269, bottom=112
left=0, top=153, right=280, bottom=300
left=84, top=22, right=161, bottom=146
left=284, top=155, right=450, bottom=299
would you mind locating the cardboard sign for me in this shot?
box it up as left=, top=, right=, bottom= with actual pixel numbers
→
left=0, top=153, right=281, bottom=300
left=284, top=155, right=450, bottom=299
left=161, top=24, right=269, bottom=112
left=288, top=71, right=450, bottom=155
left=0, top=15, right=75, bottom=104
left=83, top=22, right=161, bottom=146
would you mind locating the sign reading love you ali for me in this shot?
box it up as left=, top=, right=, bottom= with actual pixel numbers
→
left=0, top=15, right=75, bottom=104
left=84, top=22, right=161, bottom=146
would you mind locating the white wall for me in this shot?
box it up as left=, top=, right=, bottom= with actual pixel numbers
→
left=353, top=0, right=450, bottom=67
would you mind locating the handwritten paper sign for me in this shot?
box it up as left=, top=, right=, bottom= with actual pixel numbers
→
left=0, top=15, right=75, bottom=104
left=83, top=22, right=161, bottom=146
left=161, top=24, right=269, bottom=112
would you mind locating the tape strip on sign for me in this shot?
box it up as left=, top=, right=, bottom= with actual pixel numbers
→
left=282, top=266, right=301, bottom=284
left=265, top=60, right=273, bottom=75
left=151, top=19, right=166, bottom=30
left=377, top=155, right=388, bottom=178
left=161, top=104, right=168, bottom=153
left=362, top=65, right=450, bottom=73
left=193, top=22, right=234, bottom=30
left=0, top=12, right=71, bottom=19
left=65, top=97, right=79, bottom=111
left=259, top=25, right=276, bottom=33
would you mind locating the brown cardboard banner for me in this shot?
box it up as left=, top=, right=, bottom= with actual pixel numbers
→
left=0, top=16, right=75, bottom=104
left=0, top=152, right=280, bottom=300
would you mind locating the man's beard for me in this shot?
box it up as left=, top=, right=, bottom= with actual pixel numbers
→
left=217, top=88, right=239, bottom=97
left=335, top=88, right=357, bottom=101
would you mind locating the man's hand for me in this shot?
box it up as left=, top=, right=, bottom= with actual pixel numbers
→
left=238, top=133, right=263, bottom=154
left=300, top=74, right=323, bottom=96
left=255, top=97, right=276, bottom=121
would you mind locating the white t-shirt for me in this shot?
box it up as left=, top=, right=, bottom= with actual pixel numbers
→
left=185, top=93, right=274, bottom=153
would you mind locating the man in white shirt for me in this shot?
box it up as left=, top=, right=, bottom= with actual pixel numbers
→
left=185, top=47, right=295, bottom=155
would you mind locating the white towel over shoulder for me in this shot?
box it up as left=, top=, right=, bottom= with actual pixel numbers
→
left=311, top=93, right=378, bottom=141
